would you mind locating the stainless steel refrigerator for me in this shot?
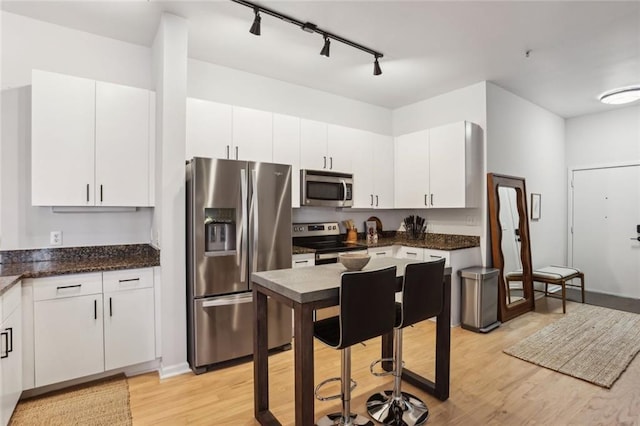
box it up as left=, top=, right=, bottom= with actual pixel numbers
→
left=186, top=157, right=292, bottom=373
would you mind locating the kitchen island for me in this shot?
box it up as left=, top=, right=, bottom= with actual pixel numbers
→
left=251, top=258, right=452, bottom=426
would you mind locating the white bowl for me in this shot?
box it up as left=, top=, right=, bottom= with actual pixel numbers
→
left=339, top=253, right=371, bottom=271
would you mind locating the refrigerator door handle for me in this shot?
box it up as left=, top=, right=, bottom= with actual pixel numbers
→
left=251, top=169, right=259, bottom=274
left=240, top=168, right=248, bottom=284
left=202, top=294, right=253, bottom=308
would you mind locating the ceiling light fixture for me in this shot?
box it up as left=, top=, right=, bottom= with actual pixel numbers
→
left=231, top=0, right=384, bottom=75
left=599, top=86, right=640, bottom=105
left=249, top=7, right=261, bottom=36
left=320, top=35, right=330, bottom=58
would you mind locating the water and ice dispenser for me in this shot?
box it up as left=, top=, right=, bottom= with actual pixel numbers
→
left=204, top=208, right=236, bottom=255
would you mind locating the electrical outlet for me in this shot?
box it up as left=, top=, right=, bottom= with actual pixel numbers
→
left=466, top=216, right=474, bottom=226
left=50, top=231, right=62, bottom=246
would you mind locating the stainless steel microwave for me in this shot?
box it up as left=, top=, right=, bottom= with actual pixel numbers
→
left=301, top=169, right=353, bottom=207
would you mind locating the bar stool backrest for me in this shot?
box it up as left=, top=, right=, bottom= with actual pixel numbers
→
left=337, top=266, right=397, bottom=349
left=400, top=259, right=446, bottom=328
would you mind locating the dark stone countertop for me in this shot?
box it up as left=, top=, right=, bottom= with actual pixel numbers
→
left=0, top=244, right=160, bottom=297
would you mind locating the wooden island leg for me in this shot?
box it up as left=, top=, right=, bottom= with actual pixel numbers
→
left=294, top=302, right=315, bottom=426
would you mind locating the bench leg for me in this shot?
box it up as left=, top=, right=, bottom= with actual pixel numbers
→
left=580, top=273, right=585, bottom=304
left=561, top=281, right=566, bottom=314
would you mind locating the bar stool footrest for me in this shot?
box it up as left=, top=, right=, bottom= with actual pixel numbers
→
left=366, top=390, right=429, bottom=426
left=315, top=377, right=357, bottom=401
left=370, top=357, right=403, bottom=377
left=317, top=412, right=374, bottom=426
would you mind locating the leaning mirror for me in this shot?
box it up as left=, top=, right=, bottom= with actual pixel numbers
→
left=487, top=173, right=535, bottom=322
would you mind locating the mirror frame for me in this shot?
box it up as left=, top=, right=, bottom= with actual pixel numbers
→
left=487, top=173, right=535, bottom=322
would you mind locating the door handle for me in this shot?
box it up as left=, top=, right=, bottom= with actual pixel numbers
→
left=226, top=145, right=230, bottom=159
left=424, top=194, right=428, bottom=206
left=0, top=331, right=7, bottom=359
left=376, top=195, right=379, bottom=207
left=86, top=183, right=90, bottom=203
left=94, top=299, right=97, bottom=320
left=430, top=194, right=434, bottom=206
left=323, top=156, right=327, bottom=169
left=109, top=297, right=113, bottom=317
left=235, top=146, right=239, bottom=160
left=100, top=184, right=103, bottom=202
left=370, top=194, right=374, bottom=206
left=6, top=328, right=12, bottom=353
left=329, top=157, right=333, bottom=169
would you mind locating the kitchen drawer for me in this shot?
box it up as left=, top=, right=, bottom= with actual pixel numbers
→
left=1, top=282, right=21, bottom=322
left=395, top=246, right=424, bottom=260
left=368, top=246, right=395, bottom=258
left=423, top=249, right=450, bottom=267
left=33, top=273, right=103, bottom=302
left=292, top=253, right=314, bottom=268
left=103, top=268, right=153, bottom=292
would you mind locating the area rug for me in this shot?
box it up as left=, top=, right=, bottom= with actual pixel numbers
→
left=10, top=374, right=132, bottom=425
left=504, top=304, right=640, bottom=388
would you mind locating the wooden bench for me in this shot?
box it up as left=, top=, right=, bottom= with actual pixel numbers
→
left=532, top=266, right=585, bottom=313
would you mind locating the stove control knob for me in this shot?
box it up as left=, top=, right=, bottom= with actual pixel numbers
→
left=293, top=227, right=298, bottom=232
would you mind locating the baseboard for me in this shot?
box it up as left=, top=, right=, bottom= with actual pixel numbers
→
left=159, top=362, right=192, bottom=379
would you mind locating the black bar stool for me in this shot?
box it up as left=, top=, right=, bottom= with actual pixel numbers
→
left=366, top=259, right=446, bottom=426
left=314, top=266, right=398, bottom=426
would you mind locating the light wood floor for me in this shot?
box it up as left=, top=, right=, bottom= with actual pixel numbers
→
left=128, top=298, right=640, bottom=425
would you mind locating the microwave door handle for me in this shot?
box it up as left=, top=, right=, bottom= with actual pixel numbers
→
left=341, top=179, right=347, bottom=202
left=240, top=168, right=248, bottom=284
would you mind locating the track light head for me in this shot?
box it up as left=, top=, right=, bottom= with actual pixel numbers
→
left=373, top=56, right=382, bottom=76
left=249, top=7, right=261, bottom=36
left=320, top=36, right=330, bottom=58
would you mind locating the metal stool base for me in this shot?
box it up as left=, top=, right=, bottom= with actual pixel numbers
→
left=317, top=412, right=375, bottom=426
left=366, top=390, right=429, bottom=426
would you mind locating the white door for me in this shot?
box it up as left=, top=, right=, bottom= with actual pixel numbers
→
left=185, top=98, right=233, bottom=160
left=373, top=134, right=394, bottom=208
left=95, top=82, right=151, bottom=206
left=349, top=130, right=375, bottom=208
left=34, top=294, right=104, bottom=387
left=232, top=106, right=273, bottom=162
left=31, top=70, right=96, bottom=206
left=300, top=119, right=327, bottom=170
left=429, top=121, right=466, bottom=208
left=572, top=165, right=640, bottom=298
left=103, top=287, right=155, bottom=371
left=394, top=130, right=429, bottom=208
left=326, top=124, right=354, bottom=173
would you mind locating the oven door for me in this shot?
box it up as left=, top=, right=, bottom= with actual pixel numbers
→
left=301, top=170, right=353, bottom=207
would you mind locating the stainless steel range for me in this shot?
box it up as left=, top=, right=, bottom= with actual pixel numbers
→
left=292, top=222, right=367, bottom=265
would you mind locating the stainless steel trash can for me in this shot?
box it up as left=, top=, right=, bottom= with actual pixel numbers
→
left=459, top=267, right=500, bottom=333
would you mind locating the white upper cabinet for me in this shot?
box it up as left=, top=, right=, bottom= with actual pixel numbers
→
left=95, top=81, right=152, bottom=206
left=272, top=113, right=301, bottom=208
left=232, top=106, right=273, bottom=162
left=350, top=130, right=393, bottom=209
left=32, top=70, right=96, bottom=206
left=428, top=121, right=481, bottom=208
left=394, top=121, right=481, bottom=209
left=394, top=129, right=430, bottom=208
left=300, top=119, right=328, bottom=171
left=372, top=133, right=394, bottom=208
left=31, top=70, right=154, bottom=207
left=326, top=125, right=353, bottom=173
left=186, top=98, right=233, bottom=161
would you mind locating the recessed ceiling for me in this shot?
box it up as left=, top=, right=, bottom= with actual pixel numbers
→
left=2, top=1, right=639, bottom=118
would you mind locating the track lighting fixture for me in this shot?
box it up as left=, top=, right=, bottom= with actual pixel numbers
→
left=249, top=7, right=261, bottom=36
left=320, top=36, right=330, bottom=58
left=373, top=56, right=382, bottom=76
left=231, top=0, right=384, bottom=75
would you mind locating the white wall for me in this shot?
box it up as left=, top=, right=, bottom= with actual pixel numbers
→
left=392, top=82, right=487, bottom=259
left=486, top=82, right=566, bottom=268
left=566, top=105, right=640, bottom=168
left=0, top=12, right=154, bottom=249
left=188, top=59, right=392, bottom=136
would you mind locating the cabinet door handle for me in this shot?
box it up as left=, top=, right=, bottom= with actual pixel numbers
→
left=376, top=252, right=386, bottom=256
left=429, top=255, right=443, bottom=259
left=6, top=328, right=12, bottom=353
left=323, top=156, right=327, bottom=169
left=0, top=331, right=7, bottom=359
left=431, top=194, right=434, bottom=206
left=424, top=194, right=428, bottom=206
left=94, top=299, right=97, bottom=320
left=407, top=251, right=418, bottom=256
left=376, top=195, right=379, bottom=207
left=57, top=284, right=81, bottom=291
left=235, top=146, right=239, bottom=160
left=109, top=297, right=113, bottom=317
left=100, top=185, right=104, bottom=203
left=294, top=260, right=308, bottom=264
left=370, top=194, right=374, bottom=206
left=329, top=157, right=333, bottom=169
left=118, top=278, right=140, bottom=283
left=86, top=184, right=90, bottom=203
left=226, top=145, right=230, bottom=159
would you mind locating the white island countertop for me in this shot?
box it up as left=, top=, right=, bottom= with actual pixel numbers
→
left=252, top=257, right=452, bottom=304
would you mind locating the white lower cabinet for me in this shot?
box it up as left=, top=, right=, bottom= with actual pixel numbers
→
left=395, top=246, right=424, bottom=260
left=103, top=269, right=155, bottom=371
left=367, top=246, right=395, bottom=258
left=31, top=268, right=155, bottom=388
left=292, top=253, right=314, bottom=268
left=1, top=283, right=22, bottom=426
